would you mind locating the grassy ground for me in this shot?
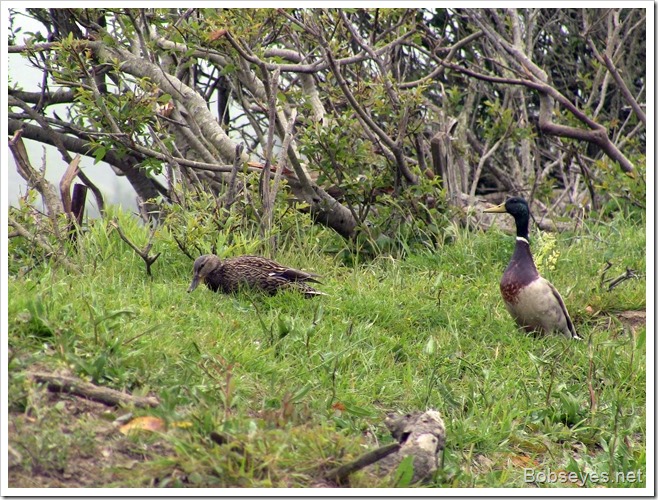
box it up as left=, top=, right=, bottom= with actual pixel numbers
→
left=7, top=207, right=646, bottom=489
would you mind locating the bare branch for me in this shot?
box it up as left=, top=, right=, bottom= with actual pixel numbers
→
left=110, top=220, right=161, bottom=277
left=8, top=88, right=76, bottom=105
left=9, top=96, right=106, bottom=212
left=225, top=143, right=244, bottom=208
left=469, top=124, right=511, bottom=199
left=59, top=154, right=81, bottom=216
left=8, top=41, right=59, bottom=53
left=401, top=30, right=484, bottom=89
left=9, top=130, right=62, bottom=217
left=440, top=60, right=635, bottom=173
left=27, top=370, right=159, bottom=408
left=600, top=53, right=646, bottom=125
left=272, top=108, right=298, bottom=206
left=8, top=216, right=78, bottom=274
left=338, top=10, right=401, bottom=105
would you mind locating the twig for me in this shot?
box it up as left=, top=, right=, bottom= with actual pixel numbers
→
left=27, top=370, right=159, bottom=408
left=585, top=34, right=646, bottom=125
left=599, top=260, right=614, bottom=287
left=225, top=143, right=244, bottom=208
left=271, top=109, right=297, bottom=210
left=324, top=443, right=401, bottom=485
left=322, top=46, right=417, bottom=185
left=110, top=220, right=161, bottom=277
left=604, top=267, right=640, bottom=292
left=172, top=234, right=195, bottom=261
left=600, top=260, right=639, bottom=291
left=469, top=124, right=510, bottom=199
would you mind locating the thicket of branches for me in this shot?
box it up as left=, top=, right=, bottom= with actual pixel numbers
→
left=8, top=8, right=646, bottom=252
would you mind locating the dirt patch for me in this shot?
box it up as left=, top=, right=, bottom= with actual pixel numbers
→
left=8, top=388, right=174, bottom=488
left=616, top=310, right=646, bottom=333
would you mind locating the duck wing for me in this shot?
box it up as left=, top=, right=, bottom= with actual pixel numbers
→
left=547, top=281, right=581, bottom=340
left=229, top=256, right=322, bottom=284
left=269, top=267, right=323, bottom=284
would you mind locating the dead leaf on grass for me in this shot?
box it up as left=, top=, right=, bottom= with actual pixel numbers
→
left=509, top=454, right=538, bottom=468
left=119, top=416, right=193, bottom=435
left=119, top=416, right=166, bottom=434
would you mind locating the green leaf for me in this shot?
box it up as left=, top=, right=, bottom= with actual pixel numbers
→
left=393, top=455, right=415, bottom=487
left=277, top=315, right=291, bottom=339
left=291, top=383, right=314, bottom=403
left=93, top=146, right=107, bottom=164
left=312, top=303, right=324, bottom=324
left=342, top=402, right=377, bottom=418
left=93, top=309, right=136, bottom=328
left=219, top=64, right=237, bottom=76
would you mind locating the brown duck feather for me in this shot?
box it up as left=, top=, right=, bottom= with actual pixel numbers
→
left=188, top=254, right=325, bottom=297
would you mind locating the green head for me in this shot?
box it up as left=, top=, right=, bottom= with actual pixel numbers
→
left=483, top=197, right=531, bottom=240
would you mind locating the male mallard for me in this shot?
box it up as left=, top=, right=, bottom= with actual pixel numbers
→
left=484, top=197, right=580, bottom=339
left=187, top=254, right=325, bottom=297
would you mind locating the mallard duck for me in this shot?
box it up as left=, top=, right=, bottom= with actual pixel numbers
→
left=484, top=197, right=580, bottom=339
left=187, top=254, right=325, bottom=297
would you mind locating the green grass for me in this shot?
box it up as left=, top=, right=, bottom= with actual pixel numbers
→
left=7, top=209, right=646, bottom=488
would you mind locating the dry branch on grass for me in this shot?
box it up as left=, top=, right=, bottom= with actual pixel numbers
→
left=110, top=220, right=161, bottom=277
left=27, top=371, right=160, bottom=408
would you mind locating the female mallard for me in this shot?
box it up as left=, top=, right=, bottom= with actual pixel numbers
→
left=187, top=254, right=325, bottom=297
left=484, top=197, right=580, bottom=339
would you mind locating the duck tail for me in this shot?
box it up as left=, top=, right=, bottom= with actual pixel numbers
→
left=302, top=287, right=327, bottom=298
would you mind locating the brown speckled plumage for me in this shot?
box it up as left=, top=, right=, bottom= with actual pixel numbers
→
left=188, top=254, right=325, bottom=297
